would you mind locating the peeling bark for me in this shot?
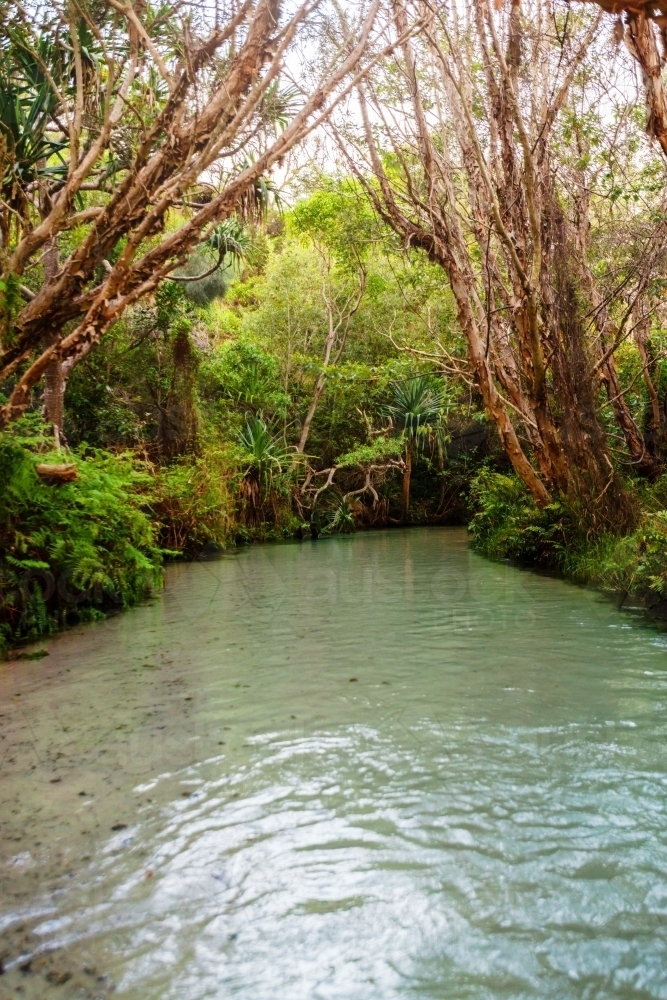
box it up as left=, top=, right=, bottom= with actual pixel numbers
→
left=626, top=12, right=667, bottom=158
left=0, top=0, right=381, bottom=430
left=41, top=238, right=66, bottom=448
left=344, top=0, right=637, bottom=524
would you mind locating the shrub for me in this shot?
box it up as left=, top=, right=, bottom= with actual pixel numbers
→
left=631, top=513, right=667, bottom=596
left=468, top=468, right=575, bottom=566
left=468, top=468, right=667, bottom=603
left=148, top=448, right=234, bottom=554
left=199, top=338, right=290, bottom=417
left=568, top=513, right=667, bottom=599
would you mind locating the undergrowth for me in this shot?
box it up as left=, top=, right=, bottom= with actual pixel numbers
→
left=468, top=468, right=667, bottom=602
left=0, top=416, right=163, bottom=654
left=149, top=448, right=235, bottom=554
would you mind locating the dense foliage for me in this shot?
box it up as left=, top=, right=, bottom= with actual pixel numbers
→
left=469, top=469, right=667, bottom=605
left=4, top=0, right=667, bottom=652
left=0, top=416, right=162, bottom=649
left=0, top=186, right=486, bottom=652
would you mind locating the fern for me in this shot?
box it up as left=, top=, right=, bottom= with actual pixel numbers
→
left=0, top=417, right=163, bottom=654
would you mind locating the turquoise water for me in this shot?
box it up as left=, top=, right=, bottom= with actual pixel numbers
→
left=1, top=527, right=667, bottom=998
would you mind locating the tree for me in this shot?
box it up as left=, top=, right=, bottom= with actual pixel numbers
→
left=0, top=0, right=382, bottom=431
left=338, top=0, right=667, bottom=528
left=384, top=376, right=446, bottom=522
left=289, top=186, right=375, bottom=453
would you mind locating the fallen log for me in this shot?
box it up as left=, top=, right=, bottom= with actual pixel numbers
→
left=34, top=463, right=78, bottom=484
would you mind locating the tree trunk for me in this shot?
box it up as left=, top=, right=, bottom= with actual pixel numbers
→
left=41, top=238, right=67, bottom=449
left=157, top=328, right=199, bottom=458
left=634, top=310, right=664, bottom=469
left=297, top=374, right=326, bottom=454
left=626, top=13, right=667, bottom=159
left=401, top=439, right=412, bottom=523
left=599, top=357, right=654, bottom=475
left=445, top=252, right=553, bottom=507
left=43, top=357, right=66, bottom=450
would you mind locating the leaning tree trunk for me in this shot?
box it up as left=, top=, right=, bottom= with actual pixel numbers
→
left=41, top=238, right=67, bottom=450
left=297, top=374, right=327, bottom=455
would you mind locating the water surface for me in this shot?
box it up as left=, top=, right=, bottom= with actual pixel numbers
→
left=1, top=527, right=667, bottom=999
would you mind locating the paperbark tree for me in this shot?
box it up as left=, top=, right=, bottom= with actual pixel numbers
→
left=336, top=0, right=667, bottom=526
left=0, top=0, right=383, bottom=430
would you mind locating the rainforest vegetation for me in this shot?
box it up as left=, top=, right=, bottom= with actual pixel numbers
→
left=3, top=0, right=667, bottom=652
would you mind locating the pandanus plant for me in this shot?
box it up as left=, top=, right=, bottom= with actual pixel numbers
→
left=237, top=416, right=288, bottom=526
left=0, top=34, right=69, bottom=242
left=384, top=377, right=448, bottom=523
left=172, top=218, right=253, bottom=305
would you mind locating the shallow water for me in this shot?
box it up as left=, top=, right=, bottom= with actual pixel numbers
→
left=2, top=527, right=667, bottom=999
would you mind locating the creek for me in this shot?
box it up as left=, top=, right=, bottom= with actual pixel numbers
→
left=1, top=527, right=667, bottom=999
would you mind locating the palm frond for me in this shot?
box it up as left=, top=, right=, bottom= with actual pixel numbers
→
left=384, top=376, right=448, bottom=441
left=205, top=217, right=252, bottom=259
left=238, top=416, right=288, bottom=484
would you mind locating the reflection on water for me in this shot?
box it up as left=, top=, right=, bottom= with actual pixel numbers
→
left=1, top=527, right=667, bottom=999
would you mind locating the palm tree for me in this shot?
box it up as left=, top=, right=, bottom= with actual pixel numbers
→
left=385, top=377, right=447, bottom=523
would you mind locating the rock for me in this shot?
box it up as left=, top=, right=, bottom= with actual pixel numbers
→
left=46, top=968, right=72, bottom=985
